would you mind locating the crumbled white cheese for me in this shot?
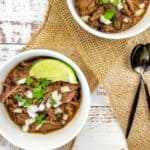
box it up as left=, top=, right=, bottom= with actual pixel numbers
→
left=139, top=3, right=145, bottom=9
left=52, top=91, right=62, bottom=101
left=13, top=108, right=23, bottom=113
left=38, top=103, right=45, bottom=111
left=117, top=2, right=124, bottom=10
left=61, top=86, right=71, bottom=93
left=27, top=105, right=38, bottom=118
left=24, top=90, right=33, bottom=99
left=17, top=78, right=26, bottom=84
left=100, top=16, right=112, bottom=25
left=55, top=107, right=63, bottom=114
left=123, top=17, right=129, bottom=23
left=81, top=16, right=89, bottom=22
left=46, top=99, right=51, bottom=108
left=135, top=8, right=144, bottom=16
left=63, top=114, right=69, bottom=121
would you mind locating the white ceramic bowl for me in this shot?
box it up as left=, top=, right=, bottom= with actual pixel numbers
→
left=67, top=0, right=150, bottom=39
left=0, top=49, right=90, bottom=150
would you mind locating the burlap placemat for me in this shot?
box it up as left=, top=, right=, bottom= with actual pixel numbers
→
left=22, top=0, right=150, bottom=149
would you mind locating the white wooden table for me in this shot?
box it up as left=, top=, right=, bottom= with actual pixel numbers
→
left=0, top=1, right=127, bottom=150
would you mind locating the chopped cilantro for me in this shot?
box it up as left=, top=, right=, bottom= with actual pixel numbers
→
left=32, top=85, right=45, bottom=100
left=23, top=99, right=32, bottom=106
left=56, top=112, right=62, bottom=119
left=40, top=78, right=51, bottom=88
left=15, top=95, right=32, bottom=107
left=104, top=9, right=116, bottom=20
left=35, top=113, right=49, bottom=126
left=50, top=98, right=57, bottom=107
left=34, top=82, right=40, bottom=87
left=100, top=0, right=109, bottom=4
left=113, top=0, right=119, bottom=6
left=26, top=77, right=34, bottom=85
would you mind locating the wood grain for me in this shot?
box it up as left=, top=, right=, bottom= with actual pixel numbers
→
left=0, top=0, right=48, bottom=44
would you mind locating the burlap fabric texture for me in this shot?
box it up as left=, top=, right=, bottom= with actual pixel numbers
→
left=22, top=0, right=150, bottom=150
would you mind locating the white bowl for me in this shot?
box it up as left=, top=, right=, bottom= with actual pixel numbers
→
left=0, top=49, right=90, bottom=150
left=67, top=0, right=150, bottom=39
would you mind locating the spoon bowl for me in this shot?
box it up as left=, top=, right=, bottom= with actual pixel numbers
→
left=131, top=44, right=150, bottom=74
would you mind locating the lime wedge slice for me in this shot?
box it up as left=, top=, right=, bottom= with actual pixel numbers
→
left=29, top=59, right=78, bottom=84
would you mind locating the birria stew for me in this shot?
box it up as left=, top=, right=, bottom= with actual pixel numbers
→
left=75, top=0, right=150, bottom=33
left=0, top=58, right=80, bottom=134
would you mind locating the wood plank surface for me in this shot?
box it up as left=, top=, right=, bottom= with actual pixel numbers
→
left=0, top=0, right=127, bottom=150
left=0, top=0, right=48, bottom=44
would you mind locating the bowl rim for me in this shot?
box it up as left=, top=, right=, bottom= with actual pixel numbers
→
left=67, top=0, right=150, bottom=39
left=0, top=49, right=91, bottom=150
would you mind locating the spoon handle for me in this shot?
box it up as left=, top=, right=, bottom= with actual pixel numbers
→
left=126, top=78, right=142, bottom=139
left=143, top=80, right=150, bottom=113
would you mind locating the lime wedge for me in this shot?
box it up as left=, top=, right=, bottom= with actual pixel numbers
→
left=29, top=59, right=78, bottom=84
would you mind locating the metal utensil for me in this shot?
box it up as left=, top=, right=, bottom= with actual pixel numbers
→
left=131, top=44, right=150, bottom=112
left=126, top=44, right=150, bottom=138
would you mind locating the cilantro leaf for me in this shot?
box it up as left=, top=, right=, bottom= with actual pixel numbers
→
left=35, top=113, right=48, bottom=126
left=100, top=0, right=109, bottom=4
left=50, top=98, right=57, bottom=107
left=15, top=95, right=32, bottom=107
left=113, top=0, right=119, bottom=6
left=40, top=78, right=51, bottom=88
left=32, top=85, right=44, bottom=100
left=26, top=77, right=34, bottom=85
left=23, top=99, right=32, bottom=106
left=104, top=9, right=116, bottom=20
left=56, top=112, right=62, bottom=119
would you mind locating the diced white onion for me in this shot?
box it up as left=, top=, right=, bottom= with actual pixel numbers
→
left=46, top=99, right=62, bottom=108
left=22, top=125, right=29, bottom=132
left=35, top=124, right=42, bottom=130
left=139, top=3, right=145, bottom=9
left=28, top=105, right=39, bottom=112
left=17, top=78, right=26, bottom=84
left=63, top=114, right=68, bottom=121
left=61, top=120, right=66, bottom=125
left=27, top=110, right=37, bottom=118
left=52, top=91, right=62, bottom=101
left=61, top=86, right=71, bottom=93
left=27, top=105, right=38, bottom=118
left=25, top=118, right=35, bottom=126
left=53, top=101, right=62, bottom=108
left=135, top=9, right=144, bottom=16
left=46, top=99, right=51, bottom=109
left=22, top=118, right=35, bottom=132
left=24, top=90, right=33, bottom=99
left=110, top=0, right=114, bottom=2
left=100, top=16, right=112, bottom=25
left=117, top=2, right=124, bottom=10
left=123, top=17, right=129, bottom=23
left=81, top=16, right=89, bottom=22
left=55, top=107, right=63, bottom=114
left=38, top=103, right=45, bottom=111
left=13, top=108, right=23, bottom=113
left=18, top=102, right=23, bottom=107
